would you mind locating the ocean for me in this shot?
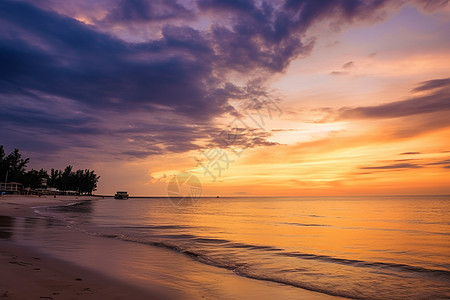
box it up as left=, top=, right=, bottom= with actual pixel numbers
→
left=5, top=196, right=450, bottom=299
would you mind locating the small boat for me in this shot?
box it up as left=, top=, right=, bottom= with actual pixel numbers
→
left=114, top=191, right=129, bottom=199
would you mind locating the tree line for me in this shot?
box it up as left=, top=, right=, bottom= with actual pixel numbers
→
left=0, top=146, right=100, bottom=194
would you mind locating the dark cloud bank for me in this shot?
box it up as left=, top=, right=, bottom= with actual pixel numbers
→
left=0, top=0, right=447, bottom=160
left=340, top=78, right=450, bottom=120
left=360, top=157, right=450, bottom=172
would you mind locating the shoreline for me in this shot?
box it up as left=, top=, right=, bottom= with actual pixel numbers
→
left=1, top=195, right=346, bottom=300
left=1, top=195, right=168, bottom=299
left=0, top=241, right=164, bottom=300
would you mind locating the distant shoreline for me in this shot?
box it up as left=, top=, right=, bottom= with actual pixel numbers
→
left=94, top=194, right=450, bottom=198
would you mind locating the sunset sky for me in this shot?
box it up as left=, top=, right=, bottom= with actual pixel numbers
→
left=1, top=0, right=449, bottom=196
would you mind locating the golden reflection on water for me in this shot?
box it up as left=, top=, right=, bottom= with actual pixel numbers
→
left=163, top=197, right=450, bottom=267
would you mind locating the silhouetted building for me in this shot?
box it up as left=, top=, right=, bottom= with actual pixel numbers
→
left=0, top=182, right=22, bottom=194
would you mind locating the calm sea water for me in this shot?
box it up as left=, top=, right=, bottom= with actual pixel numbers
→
left=25, top=196, right=450, bottom=298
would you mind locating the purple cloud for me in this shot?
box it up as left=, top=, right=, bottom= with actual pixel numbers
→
left=342, top=61, right=355, bottom=69
left=340, top=78, right=450, bottom=119
left=1, top=0, right=448, bottom=161
left=361, top=163, right=423, bottom=170
left=105, top=0, right=193, bottom=23
left=412, top=78, right=450, bottom=92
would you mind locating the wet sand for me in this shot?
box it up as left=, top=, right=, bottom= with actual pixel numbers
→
left=0, top=241, right=160, bottom=300
left=0, top=195, right=346, bottom=300
left=0, top=195, right=163, bottom=299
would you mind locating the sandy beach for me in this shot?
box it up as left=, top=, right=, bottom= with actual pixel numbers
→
left=0, top=195, right=163, bottom=300
left=0, top=241, right=159, bottom=300
left=0, top=195, right=346, bottom=300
